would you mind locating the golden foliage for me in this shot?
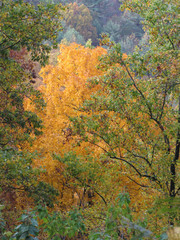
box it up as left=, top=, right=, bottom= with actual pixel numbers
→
left=25, top=43, right=107, bottom=208
left=25, top=43, right=152, bottom=214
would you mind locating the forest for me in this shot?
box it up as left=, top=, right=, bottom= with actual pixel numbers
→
left=0, top=0, right=179, bottom=239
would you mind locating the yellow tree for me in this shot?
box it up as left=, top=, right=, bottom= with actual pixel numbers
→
left=25, top=43, right=108, bottom=208
left=25, top=43, right=147, bottom=212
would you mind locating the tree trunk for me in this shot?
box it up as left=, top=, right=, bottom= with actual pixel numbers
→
left=169, top=95, right=180, bottom=225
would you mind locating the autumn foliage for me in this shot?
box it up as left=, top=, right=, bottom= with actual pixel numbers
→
left=65, top=3, right=98, bottom=45
left=25, top=43, right=107, bottom=207
left=23, top=43, right=151, bottom=221
left=1, top=0, right=179, bottom=237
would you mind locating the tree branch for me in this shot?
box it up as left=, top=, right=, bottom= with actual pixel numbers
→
left=126, top=175, right=149, bottom=188
left=121, top=59, right=153, bottom=117
left=110, top=156, right=163, bottom=188
left=125, top=148, right=151, bottom=167
left=158, top=82, right=168, bottom=121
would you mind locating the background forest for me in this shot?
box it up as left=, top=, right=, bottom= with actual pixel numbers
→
left=0, top=0, right=179, bottom=240
left=30, top=0, right=144, bottom=52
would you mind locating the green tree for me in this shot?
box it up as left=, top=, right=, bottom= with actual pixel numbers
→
left=0, top=0, right=64, bottom=208
left=103, top=11, right=144, bottom=53
left=62, top=27, right=85, bottom=45
left=70, top=0, right=179, bottom=226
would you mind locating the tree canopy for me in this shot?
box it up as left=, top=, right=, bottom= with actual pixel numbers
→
left=0, top=0, right=65, bottom=211
left=70, top=0, right=180, bottom=223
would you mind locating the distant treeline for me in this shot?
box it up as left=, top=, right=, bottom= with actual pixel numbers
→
left=27, top=0, right=144, bottom=52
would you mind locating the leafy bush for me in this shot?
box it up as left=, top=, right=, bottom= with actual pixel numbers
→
left=13, top=211, right=39, bottom=240
left=89, top=193, right=154, bottom=240
left=37, top=206, right=85, bottom=239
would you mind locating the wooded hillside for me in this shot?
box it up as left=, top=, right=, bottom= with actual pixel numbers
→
left=0, top=0, right=179, bottom=239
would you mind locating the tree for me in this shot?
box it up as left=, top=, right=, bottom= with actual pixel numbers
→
left=0, top=0, right=65, bottom=212
left=70, top=0, right=179, bottom=226
left=25, top=43, right=111, bottom=209
left=64, top=3, right=98, bottom=45
left=81, top=0, right=121, bottom=26
left=103, top=11, right=144, bottom=53
left=62, top=27, right=86, bottom=45
left=0, top=0, right=64, bottom=148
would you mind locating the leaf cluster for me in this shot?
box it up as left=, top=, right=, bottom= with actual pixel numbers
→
left=13, top=211, right=39, bottom=240
left=0, top=0, right=65, bottom=65
left=37, top=206, right=85, bottom=239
